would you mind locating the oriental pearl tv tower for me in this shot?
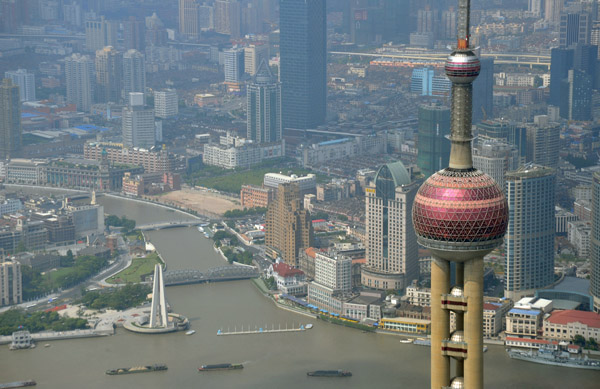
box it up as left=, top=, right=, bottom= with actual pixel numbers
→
left=411, top=0, right=509, bottom=388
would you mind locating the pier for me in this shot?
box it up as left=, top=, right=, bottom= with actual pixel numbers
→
left=217, top=323, right=310, bottom=336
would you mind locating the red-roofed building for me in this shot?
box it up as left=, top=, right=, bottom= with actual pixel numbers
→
left=482, top=299, right=512, bottom=337
left=268, top=262, right=307, bottom=296
left=543, top=310, right=600, bottom=341
left=311, top=219, right=328, bottom=230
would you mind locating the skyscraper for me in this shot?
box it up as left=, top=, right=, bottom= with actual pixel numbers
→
left=179, top=0, right=200, bottom=40
left=526, top=116, right=560, bottom=169
left=122, top=93, right=155, bottom=149
left=549, top=47, right=574, bottom=106
left=215, top=0, right=241, bottom=38
left=223, top=47, right=245, bottom=83
left=123, top=49, right=146, bottom=99
left=265, top=182, right=313, bottom=267
left=560, top=12, right=591, bottom=48
left=65, top=53, right=94, bottom=112
left=154, top=89, right=178, bottom=119
left=95, top=46, right=122, bottom=104
left=472, top=57, right=494, bottom=122
left=574, top=43, right=597, bottom=86
left=0, top=260, right=21, bottom=306
left=505, top=165, right=555, bottom=301
left=412, top=1, right=508, bottom=387
left=124, top=16, right=146, bottom=52
left=247, top=60, right=281, bottom=143
left=545, top=0, right=563, bottom=24
left=560, top=69, right=593, bottom=121
left=473, top=139, right=520, bottom=191
left=363, top=162, right=419, bottom=291
left=591, top=172, right=600, bottom=313
left=85, top=16, right=117, bottom=52
left=244, top=44, right=269, bottom=76
left=417, top=104, right=451, bottom=178
left=280, top=0, right=326, bottom=130
left=4, top=69, right=35, bottom=102
left=0, top=78, right=21, bottom=159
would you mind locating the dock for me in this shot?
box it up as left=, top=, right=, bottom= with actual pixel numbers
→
left=217, top=323, right=308, bottom=336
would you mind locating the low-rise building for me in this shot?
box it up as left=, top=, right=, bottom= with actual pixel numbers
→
left=506, top=297, right=553, bottom=339
left=543, top=310, right=600, bottom=341
left=269, top=262, right=307, bottom=297
left=84, top=142, right=175, bottom=173
left=406, top=282, right=431, bottom=307
left=300, top=132, right=387, bottom=168
left=483, top=299, right=513, bottom=337
left=568, top=221, right=591, bottom=259
left=240, top=185, right=274, bottom=208
left=203, top=140, right=284, bottom=169
left=0, top=198, right=23, bottom=216
left=263, top=173, right=316, bottom=196
left=379, top=317, right=430, bottom=334
left=342, top=290, right=385, bottom=321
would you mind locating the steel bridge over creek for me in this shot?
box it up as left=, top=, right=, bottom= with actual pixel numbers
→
left=162, top=266, right=259, bottom=286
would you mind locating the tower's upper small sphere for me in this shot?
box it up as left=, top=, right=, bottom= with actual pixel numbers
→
left=412, top=169, right=508, bottom=259
left=445, top=50, right=480, bottom=84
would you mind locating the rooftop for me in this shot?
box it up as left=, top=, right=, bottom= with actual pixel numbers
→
left=546, top=310, right=600, bottom=328
left=272, top=262, right=304, bottom=278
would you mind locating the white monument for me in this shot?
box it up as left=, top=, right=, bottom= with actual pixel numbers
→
left=149, top=264, right=168, bottom=328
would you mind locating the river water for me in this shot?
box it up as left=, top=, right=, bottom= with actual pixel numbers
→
left=1, top=196, right=598, bottom=388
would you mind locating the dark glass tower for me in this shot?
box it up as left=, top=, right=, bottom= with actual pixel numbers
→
left=417, top=104, right=451, bottom=178
left=550, top=47, right=574, bottom=106
left=280, top=0, right=326, bottom=130
left=472, top=57, right=494, bottom=123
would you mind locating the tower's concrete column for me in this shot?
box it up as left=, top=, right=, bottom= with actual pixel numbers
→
left=464, top=257, right=484, bottom=389
left=431, top=258, right=451, bottom=388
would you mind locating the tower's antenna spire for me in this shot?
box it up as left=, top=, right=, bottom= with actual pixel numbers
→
left=457, top=0, right=471, bottom=49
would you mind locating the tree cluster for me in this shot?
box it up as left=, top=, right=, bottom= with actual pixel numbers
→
left=0, top=309, right=88, bottom=336
left=105, top=215, right=136, bottom=233
left=79, top=284, right=151, bottom=311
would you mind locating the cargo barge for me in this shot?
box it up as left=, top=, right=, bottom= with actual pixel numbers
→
left=198, top=363, right=243, bottom=371
left=106, top=364, right=168, bottom=375
left=307, top=370, right=352, bottom=377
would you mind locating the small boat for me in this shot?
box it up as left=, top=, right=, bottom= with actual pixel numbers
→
left=307, top=370, right=352, bottom=377
left=0, top=381, right=36, bottom=388
left=186, top=330, right=196, bottom=335
left=106, top=364, right=167, bottom=375
left=198, top=227, right=204, bottom=232
left=305, top=324, right=313, bottom=329
left=399, top=339, right=413, bottom=344
left=44, top=344, right=50, bottom=348
left=198, top=363, right=243, bottom=371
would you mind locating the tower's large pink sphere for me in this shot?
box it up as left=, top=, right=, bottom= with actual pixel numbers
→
left=412, top=169, right=508, bottom=254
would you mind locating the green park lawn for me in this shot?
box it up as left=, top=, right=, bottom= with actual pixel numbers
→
left=106, top=252, right=163, bottom=284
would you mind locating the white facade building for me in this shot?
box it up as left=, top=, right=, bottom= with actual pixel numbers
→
left=202, top=140, right=284, bottom=169
left=263, top=173, right=316, bottom=193
left=65, top=53, right=94, bottom=111
left=224, top=47, right=244, bottom=83
left=4, top=69, right=35, bottom=102
left=122, top=93, right=155, bottom=149
left=123, top=49, right=146, bottom=99
left=0, top=198, right=23, bottom=216
left=314, top=252, right=352, bottom=293
left=568, top=221, right=591, bottom=259
left=301, top=132, right=388, bottom=168
left=154, top=89, right=178, bottom=118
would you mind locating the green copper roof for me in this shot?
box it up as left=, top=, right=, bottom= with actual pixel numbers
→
left=375, top=161, right=411, bottom=187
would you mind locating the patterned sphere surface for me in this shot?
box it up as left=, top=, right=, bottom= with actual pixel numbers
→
left=412, top=169, right=508, bottom=244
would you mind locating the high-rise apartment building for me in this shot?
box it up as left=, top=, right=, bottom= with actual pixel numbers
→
left=280, top=0, right=326, bottom=130
left=526, top=117, right=560, bottom=169
left=124, top=16, right=146, bottom=52
left=560, top=69, right=593, bottom=121
left=528, top=0, right=543, bottom=17
left=4, top=69, right=35, bottom=102
left=505, top=165, right=555, bottom=301
left=591, top=172, right=600, bottom=313
left=179, top=0, right=200, bottom=40
left=550, top=47, right=574, bottom=106
left=410, top=68, right=451, bottom=96
left=224, top=47, right=245, bottom=83
left=215, top=0, right=241, bottom=38
left=65, top=53, right=94, bottom=112
left=363, top=162, right=419, bottom=291
left=122, top=93, right=155, bottom=149
left=85, top=16, right=117, bottom=52
left=154, top=89, right=178, bottom=119
left=473, top=139, right=520, bottom=190
left=265, top=182, right=313, bottom=266
left=95, top=46, right=122, bottom=104
left=473, top=57, right=494, bottom=122
left=441, top=8, right=457, bottom=40
left=0, top=78, right=21, bottom=159
left=123, top=49, right=146, bottom=99
left=417, top=104, right=451, bottom=178
left=545, top=0, right=563, bottom=24
left=244, top=44, right=269, bottom=76
left=198, top=4, right=214, bottom=30
left=0, top=261, right=21, bottom=306
left=247, top=60, right=281, bottom=143
left=560, top=12, right=591, bottom=48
